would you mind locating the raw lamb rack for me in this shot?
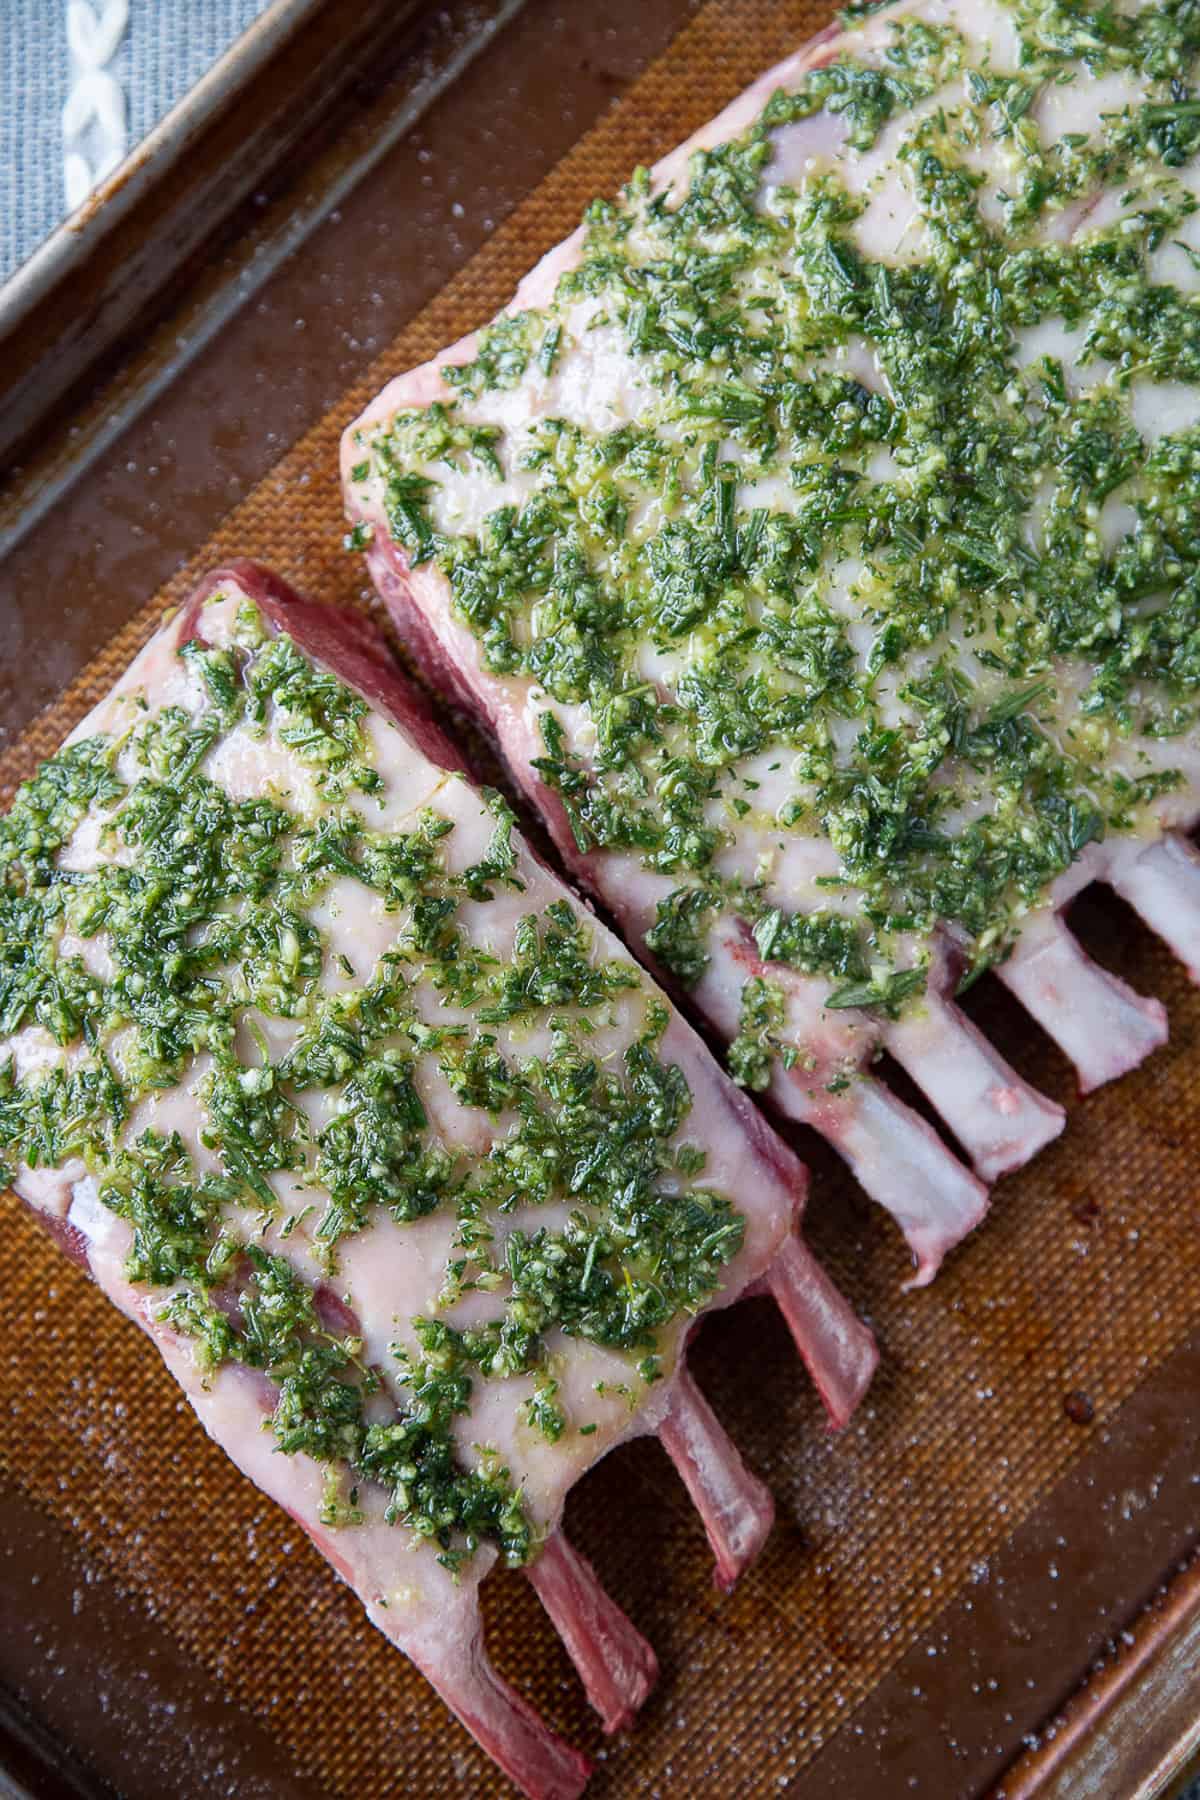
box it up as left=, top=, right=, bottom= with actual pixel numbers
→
left=0, top=562, right=875, bottom=1798
left=344, top=0, right=1200, bottom=1283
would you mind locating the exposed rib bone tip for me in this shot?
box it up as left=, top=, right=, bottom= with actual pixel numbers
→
left=997, top=908, right=1168, bottom=1095
left=885, top=982, right=1065, bottom=1183
left=765, top=1232, right=878, bottom=1431
left=899, top=1219, right=979, bottom=1292
left=411, top=1630, right=592, bottom=1800
left=527, top=1530, right=659, bottom=1734
left=657, top=1364, right=775, bottom=1590
left=813, top=1071, right=990, bottom=1279
left=1110, top=833, right=1200, bottom=987
left=901, top=1186, right=989, bottom=1292
left=893, top=1171, right=990, bottom=1289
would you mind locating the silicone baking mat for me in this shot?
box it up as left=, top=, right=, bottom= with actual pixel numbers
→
left=3, top=2, right=1199, bottom=1793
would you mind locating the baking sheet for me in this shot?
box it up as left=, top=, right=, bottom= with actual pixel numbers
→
left=3, top=1, right=1200, bottom=1794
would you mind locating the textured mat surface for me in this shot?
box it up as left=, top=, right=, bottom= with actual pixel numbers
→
left=3, top=2, right=1200, bottom=1794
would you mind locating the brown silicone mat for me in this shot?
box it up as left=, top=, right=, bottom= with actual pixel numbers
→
left=3, top=2, right=1200, bottom=1794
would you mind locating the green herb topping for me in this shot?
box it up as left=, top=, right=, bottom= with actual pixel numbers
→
left=0, top=601, right=742, bottom=1571
left=357, top=0, right=1200, bottom=1090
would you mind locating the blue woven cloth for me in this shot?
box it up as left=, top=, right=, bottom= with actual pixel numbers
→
left=1, top=0, right=273, bottom=283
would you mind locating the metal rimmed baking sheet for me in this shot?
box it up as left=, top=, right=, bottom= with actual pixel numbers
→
left=3, top=1, right=1200, bottom=1793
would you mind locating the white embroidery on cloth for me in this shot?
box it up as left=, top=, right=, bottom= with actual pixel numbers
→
left=62, top=0, right=129, bottom=211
